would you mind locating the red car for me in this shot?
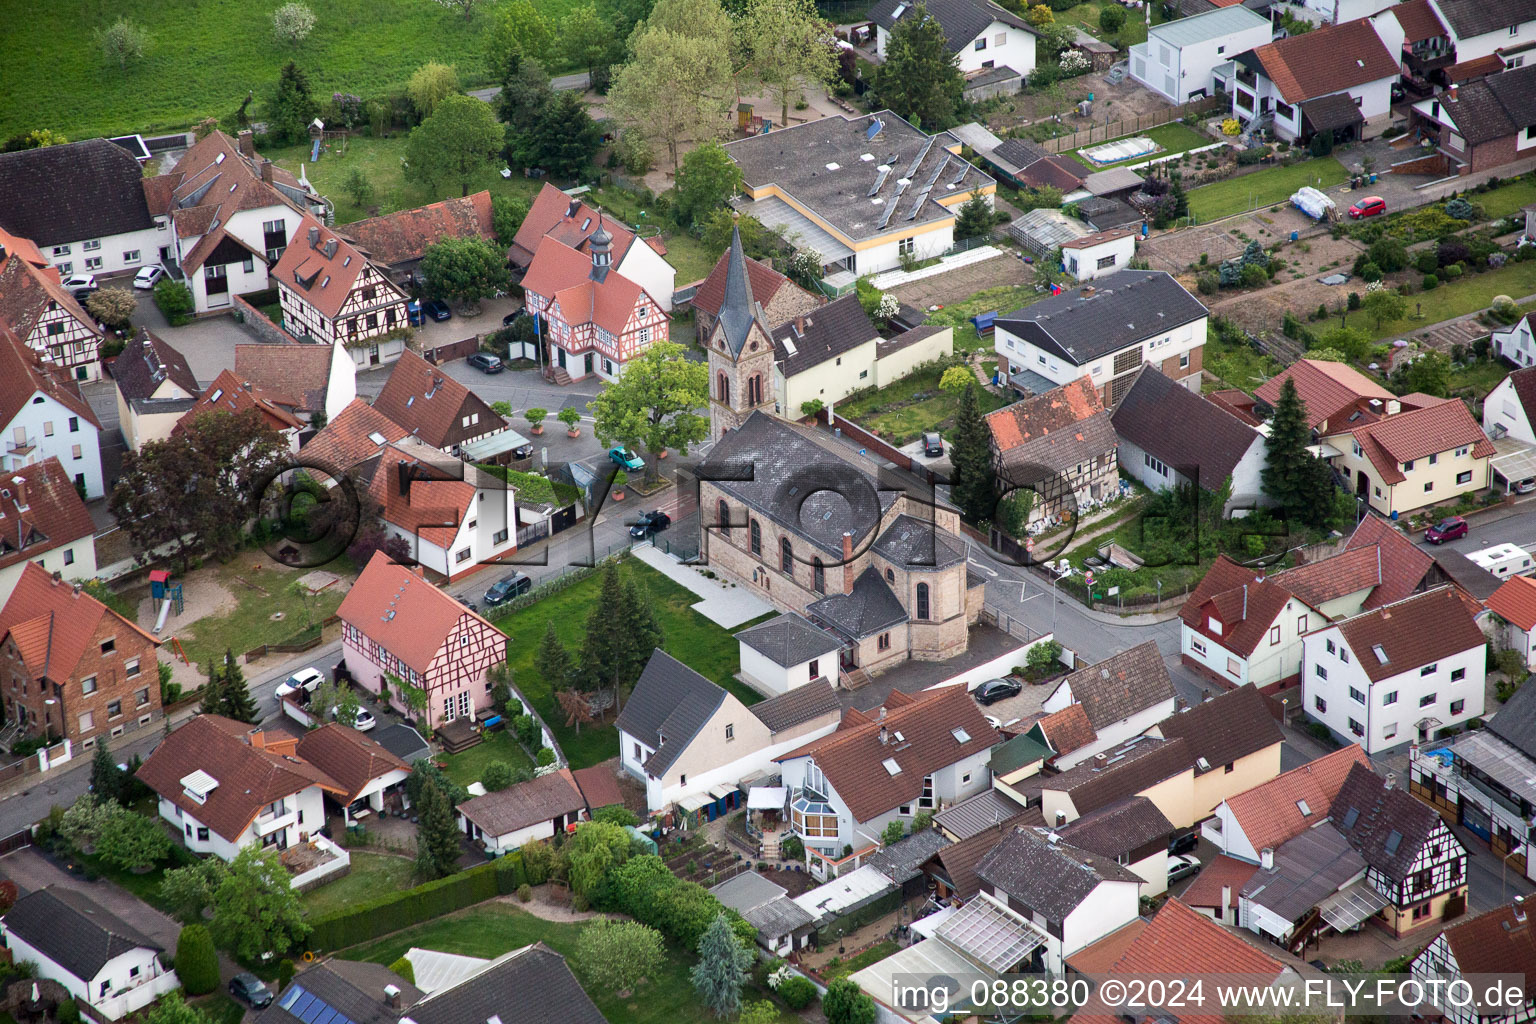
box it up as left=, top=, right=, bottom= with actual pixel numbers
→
left=1424, top=516, right=1468, bottom=543
left=1348, top=196, right=1387, bottom=219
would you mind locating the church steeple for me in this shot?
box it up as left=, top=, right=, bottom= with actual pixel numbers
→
left=716, top=226, right=761, bottom=356
left=705, top=225, right=777, bottom=441
left=589, top=216, right=612, bottom=283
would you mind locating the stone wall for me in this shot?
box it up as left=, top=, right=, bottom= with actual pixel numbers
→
left=233, top=293, right=295, bottom=346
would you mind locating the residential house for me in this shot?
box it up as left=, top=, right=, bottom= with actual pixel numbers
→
left=1059, top=229, right=1137, bottom=282
left=299, top=397, right=411, bottom=478
left=0, top=232, right=104, bottom=381
left=0, top=458, right=99, bottom=604
left=710, top=871, right=817, bottom=954
left=1254, top=357, right=1400, bottom=434
left=110, top=328, right=200, bottom=452
left=1058, top=796, right=1176, bottom=895
left=1485, top=365, right=1536, bottom=440
left=993, top=271, right=1210, bottom=403
left=724, top=111, right=996, bottom=283
left=144, top=129, right=326, bottom=314
left=1112, top=365, right=1269, bottom=513
left=1130, top=6, right=1274, bottom=103
left=990, top=731, right=1052, bottom=806
left=1322, top=396, right=1495, bottom=517
left=339, top=191, right=495, bottom=287
left=692, top=244, right=820, bottom=342
left=137, top=714, right=343, bottom=861
left=1488, top=574, right=1536, bottom=666
left=1375, top=0, right=1453, bottom=87
left=775, top=685, right=998, bottom=871
left=1037, top=641, right=1178, bottom=770
left=1411, top=898, right=1536, bottom=1024
left=617, top=648, right=841, bottom=812
left=0, top=139, right=168, bottom=283
left=1203, top=743, right=1371, bottom=862
left=510, top=182, right=676, bottom=310
left=1218, top=17, right=1399, bottom=143
left=0, top=323, right=105, bottom=497
left=734, top=611, right=844, bottom=695
left=1410, top=66, right=1536, bottom=174
left=1302, top=586, right=1486, bottom=752
left=869, top=0, right=1038, bottom=95
left=1179, top=854, right=1260, bottom=926
left=0, top=563, right=161, bottom=748
left=370, top=350, right=507, bottom=453
left=700, top=412, right=986, bottom=676
left=274, top=216, right=413, bottom=366
left=235, top=340, right=357, bottom=426
left=975, top=825, right=1143, bottom=973
left=457, top=768, right=588, bottom=854
left=1028, top=704, right=1099, bottom=765
left=336, top=552, right=508, bottom=731
left=1428, top=0, right=1536, bottom=65
left=769, top=295, right=884, bottom=415
left=985, top=377, right=1119, bottom=528
left=1146, top=682, right=1286, bottom=819
left=364, top=436, right=517, bottom=581
left=292, top=724, right=413, bottom=824
left=933, top=788, right=1034, bottom=841
left=0, top=888, right=177, bottom=1021
left=949, top=125, right=1086, bottom=194
left=176, top=369, right=304, bottom=451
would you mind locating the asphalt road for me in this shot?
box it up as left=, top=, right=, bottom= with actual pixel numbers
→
left=1412, top=497, right=1536, bottom=557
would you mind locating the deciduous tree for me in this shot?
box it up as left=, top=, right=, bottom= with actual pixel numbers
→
left=1362, top=288, right=1407, bottom=330
left=561, top=4, right=620, bottom=78
left=85, top=288, right=136, bottom=331
left=484, top=1, right=554, bottom=80
left=691, top=912, right=752, bottom=1019
left=143, top=994, right=212, bottom=1024
left=575, top=919, right=666, bottom=996
left=608, top=14, right=736, bottom=176
left=674, top=142, right=743, bottom=227
left=97, top=809, right=172, bottom=871
left=210, top=847, right=310, bottom=960
left=1392, top=350, right=1451, bottom=398
left=408, top=63, right=461, bottom=118
left=432, top=0, right=483, bottom=21
left=405, top=94, right=503, bottom=197
left=587, top=341, right=709, bottom=485
left=741, top=0, right=837, bottom=127
left=491, top=195, right=529, bottom=248
left=97, top=18, right=149, bottom=71
left=159, top=858, right=225, bottom=922
left=272, top=2, right=317, bottom=45
left=873, top=3, right=962, bottom=129
left=420, top=236, right=511, bottom=306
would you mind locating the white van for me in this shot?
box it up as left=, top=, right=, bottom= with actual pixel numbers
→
left=1468, top=542, right=1535, bottom=579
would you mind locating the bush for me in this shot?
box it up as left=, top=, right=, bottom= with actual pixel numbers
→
left=278, top=959, right=295, bottom=991
left=57, top=1001, right=79, bottom=1024
left=482, top=761, right=515, bottom=791
left=1098, top=4, right=1126, bottom=32
left=1197, top=274, right=1218, bottom=295
left=307, top=855, right=530, bottom=950
left=779, top=834, right=805, bottom=860
left=1358, top=261, right=1382, bottom=283
left=1368, top=238, right=1409, bottom=273
left=1415, top=250, right=1439, bottom=274
left=517, top=883, right=532, bottom=902
left=536, top=747, right=555, bottom=767
left=1347, top=291, right=1362, bottom=311
left=153, top=279, right=194, bottom=326
left=176, top=925, right=219, bottom=995
left=1444, top=263, right=1464, bottom=279
left=1236, top=148, right=1265, bottom=167
left=779, top=976, right=818, bottom=1010
left=1422, top=274, right=1438, bottom=290
left=825, top=978, right=877, bottom=1024
left=1438, top=240, right=1471, bottom=267
left=1239, top=263, right=1268, bottom=287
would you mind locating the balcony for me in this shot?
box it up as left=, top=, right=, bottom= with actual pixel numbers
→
left=6, top=436, right=36, bottom=457
left=254, top=806, right=296, bottom=837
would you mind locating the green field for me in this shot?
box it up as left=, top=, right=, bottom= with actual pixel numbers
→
left=348, top=903, right=801, bottom=1024
left=1366, top=259, right=1536, bottom=341
left=0, top=0, right=583, bottom=140
left=1071, top=122, right=1210, bottom=171
left=1187, top=157, right=1350, bottom=223
left=496, top=558, right=773, bottom=770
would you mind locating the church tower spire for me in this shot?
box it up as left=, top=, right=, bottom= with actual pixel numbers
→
left=705, top=226, right=777, bottom=440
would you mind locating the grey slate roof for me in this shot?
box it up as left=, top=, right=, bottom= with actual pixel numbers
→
left=373, top=723, right=431, bottom=764
left=997, top=271, right=1209, bottom=367
left=808, top=566, right=910, bottom=641
left=456, top=770, right=587, bottom=838
left=772, top=294, right=878, bottom=378
left=1154, top=683, right=1283, bottom=774
left=0, top=139, right=158, bottom=247
left=1241, top=825, right=1365, bottom=921
left=867, top=828, right=953, bottom=883
left=1300, top=93, right=1365, bottom=134
left=1111, top=366, right=1262, bottom=493
left=701, top=411, right=886, bottom=554
left=615, top=649, right=727, bottom=776
left=736, top=612, right=843, bottom=668
left=710, top=872, right=816, bottom=940
left=1057, top=795, right=1174, bottom=859
left=1042, top=735, right=1194, bottom=815
left=1055, top=640, right=1175, bottom=731
left=716, top=226, right=774, bottom=358
left=872, top=514, right=968, bottom=569
left=1487, top=674, right=1536, bottom=760
left=934, top=788, right=1033, bottom=840
left=1330, top=762, right=1449, bottom=881
left=409, top=944, right=605, bottom=1024
left=1430, top=548, right=1504, bottom=601
left=1434, top=0, right=1536, bottom=41
left=976, top=827, right=1143, bottom=922
left=4, top=888, right=162, bottom=982
left=109, top=327, right=201, bottom=407
left=868, top=0, right=1033, bottom=54
left=749, top=678, right=842, bottom=732
left=993, top=137, right=1051, bottom=170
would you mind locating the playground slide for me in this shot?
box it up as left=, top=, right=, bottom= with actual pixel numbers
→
left=311, top=139, right=321, bottom=162
left=154, top=598, right=172, bottom=635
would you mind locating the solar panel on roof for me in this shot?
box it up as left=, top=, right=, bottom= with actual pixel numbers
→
left=905, top=139, right=933, bottom=180
left=1342, top=807, right=1359, bottom=829
left=867, top=117, right=886, bottom=140
left=923, top=155, right=949, bottom=189
left=867, top=166, right=891, bottom=197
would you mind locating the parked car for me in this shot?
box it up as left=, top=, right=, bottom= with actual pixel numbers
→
left=629, top=510, right=672, bottom=539
left=511, top=442, right=534, bottom=460
left=484, top=572, right=533, bottom=607
left=422, top=299, right=452, bottom=322
left=1168, top=831, right=1199, bottom=856
left=133, top=265, right=166, bottom=290
left=61, top=274, right=97, bottom=292
left=974, top=678, right=1022, bottom=705
left=609, top=446, right=645, bottom=471
left=407, top=299, right=424, bottom=326
left=1168, top=853, right=1202, bottom=884
left=1424, top=516, right=1469, bottom=544
left=229, top=974, right=272, bottom=1009
left=1516, top=478, right=1536, bottom=495
left=922, top=432, right=944, bottom=457
left=274, top=667, right=325, bottom=704
left=467, top=352, right=504, bottom=374
left=331, top=706, right=377, bottom=732
left=1347, top=196, right=1387, bottom=219
left=502, top=308, right=528, bottom=327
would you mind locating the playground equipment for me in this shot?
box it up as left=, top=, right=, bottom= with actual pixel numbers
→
left=149, top=569, right=183, bottom=635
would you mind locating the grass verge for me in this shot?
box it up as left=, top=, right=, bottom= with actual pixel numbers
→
left=1187, top=157, right=1350, bottom=222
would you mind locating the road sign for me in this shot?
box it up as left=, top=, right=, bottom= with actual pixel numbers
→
left=1026, top=537, right=1035, bottom=554
left=1084, top=570, right=1096, bottom=585
left=1107, top=586, right=1119, bottom=596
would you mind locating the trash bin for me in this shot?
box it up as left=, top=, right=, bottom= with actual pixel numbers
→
left=1290, top=231, right=1299, bottom=242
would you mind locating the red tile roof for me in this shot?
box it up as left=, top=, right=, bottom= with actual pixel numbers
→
left=1272, top=546, right=1380, bottom=608
left=523, top=237, right=657, bottom=336
left=1335, top=399, right=1494, bottom=485
left=1247, top=18, right=1399, bottom=104
left=366, top=441, right=477, bottom=547
left=510, top=183, right=642, bottom=267
left=1391, top=0, right=1448, bottom=43
left=0, top=323, right=101, bottom=429
left=1488, top=574, right=1536, bottom=631
left=0, top=226, right=46, bottom=269
left=235, top=343, right=337, bottom=414
left=571, top=763, right=626, bottom=810
left=1438, top=901, right=1536, bottom=978
left=1343, top=516, right=1434, bottom=610
left=1178, top=854, right=1260, bottom=910
left=1254, top=358, right=1395, bottom=432
left=0, top=562, right=160, bottom=683
left=370, top=350, right=506, bottom=450
left=1064, top=920, right=1147, bottom=974
left=0, top=458, right=97, bottom=573
left=0, top=253, right=102, bottom=351
left=1222, top=744, right=1370, bottom=853
left=177, top=369, right=304, bottom=434
left=293, top=723, right=411, bottom=803
left=1206, top=389, right=1263, bottom=427
left=341, top=192, right=495, bottom=266
left=1334, top=586, right=1487, bottom=683
left=986, top=375, right=1106, bottom=452
left=1447, top=54, right=1505, bottom=83
left=337, top=551, right=499, bottom=675
left=1179, top=556, right=1305, bottom=658
left=693, top=248, right=793, bottom=317
left=271, top=214, right=376, bottom=320
left=1036, top=703, right=1097, bottom=756
left=300, top=397, right=410, bottom=475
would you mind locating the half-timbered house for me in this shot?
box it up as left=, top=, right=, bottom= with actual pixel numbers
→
left=370, top=350, right=506, bottom=453
left=520, top=228, right=669, bottom=383
left=1410, top=899, right=1536, bottom=1024
left=0, top=229, right=103, bottom=381
left=510, top=183, right=676, bottom=310
left=273, top=216, right=412, bottom=368
left=336, top=552, right=508, bottom=731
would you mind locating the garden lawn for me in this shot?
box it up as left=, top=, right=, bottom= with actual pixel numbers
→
left=1052, top=0, right=1167, bottom=48
left=0, top=0, right=588, bottom=141
left=822, top=941, right=900, bottom=981
left=835, top=364, right=1011, bottom=445
left=1366, top=259, right=1536, bottom=341
left=1187, top=158, right=1350, bottom=222
left=347, top=903, right=800, bottom=1024
left=1203, top=324, right=1281, bottom=394
left=496, top=558, right=773, bottom=770
left=439, top=729, right=536, bottom=788
left=302, top=853, right=418, bottom=917
left=926, top=283, right=1047, bottom=352
left=1479, top=177, right=1536, bottom=220
left=1071, top=122, right=1209, bottom=171
left=177, top=562, right=349, bottom=673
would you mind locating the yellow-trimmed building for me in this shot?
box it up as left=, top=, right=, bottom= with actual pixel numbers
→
left=1321, top=396, right=1494, bottom=517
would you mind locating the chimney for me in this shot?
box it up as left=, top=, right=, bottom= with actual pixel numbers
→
left=11, top=476, right=26, bottom=511
left=308, top=226, right=321, bottom=249
left=1384, top=771, right=1396, bottom=790
left=1054, top=809, right=1067, bottom=826
left=0, top=243, right=7, bottom=264
left=1517, top=896, right=1528, bottom=923
left=384, top=986, right=402, bottom=1010
left=1450, top=83, right=1458, bottom=101
left=396, top=460, right=414, bottom=497
left=1261, top=847, right=1275, bottom=871
left=1386, top=399, right=1401, bottom=415
left=51, top=570, right=61, bottom=582
left=1046, top=831, right=1061, bottom=846
left=261, top=159, right=274, bottom=184
left=1221, top=885, right=1232, bottom=913
left=237, top=129, right=255, bottom=158
left=841, top=530, right=855, bottom=590
left=878, top=726, right=889, bottom=745
left=794, top=315, right=805, bottom=336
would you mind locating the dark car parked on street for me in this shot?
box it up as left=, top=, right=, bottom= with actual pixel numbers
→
left=484, top=572, right=533, bottom=607
left=629, top=510, right=672, bottom=539
left=467, top=352, right=503, bottom=373
left=974, top=678, right=1022, bottom=705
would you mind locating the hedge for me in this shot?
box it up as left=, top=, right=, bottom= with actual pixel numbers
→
left=307, top=854, right=529, bottom=950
